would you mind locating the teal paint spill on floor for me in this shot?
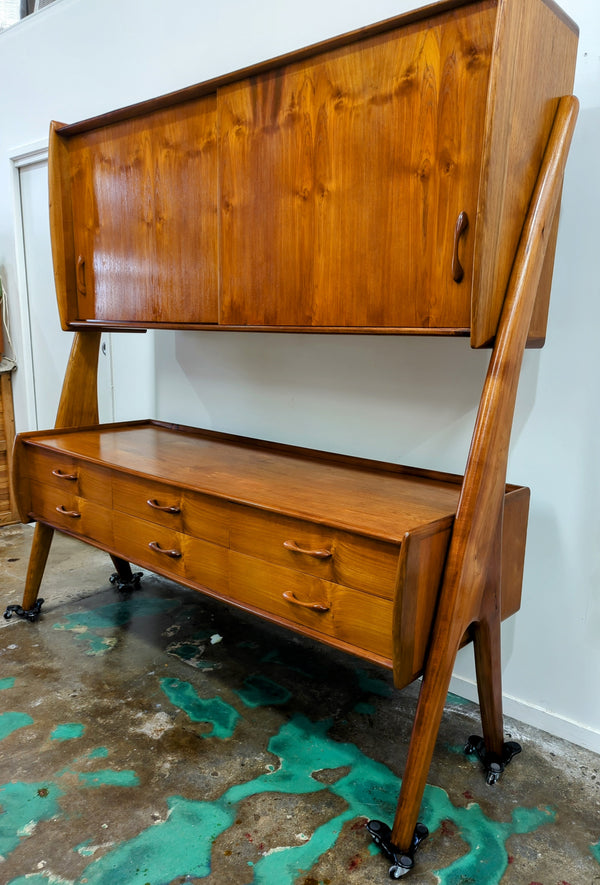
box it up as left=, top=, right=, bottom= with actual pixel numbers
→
left=236, top=674, right=291, bottom=708
left=0, top=712, right=34, bottom=741
left=76, top=794, right=232, bottom=885
left=57, top=713, right=556, bottom=885
left=51, top=723, right=85, bottom=741
left=591, top=839, right=600, bottom=864
left=160, top=677, right=240, bottom=739
left=166, top=638, right=219, bottom=669
left=446, top=691, right=471, bottom=706
left=353, top=701, right=376, bottom=715
left=87, top=747, right=109, bottom=759
left=0, top=677, right=16, bottom=690
left=53, top=597, right=180, bottom=656
left=0, top=781, right=64, bottom=858
left=78, top=769, right=139, bottom=788
left=356, top=668, right=393, bottom=698
left=1, top=712, right=559, bottom=885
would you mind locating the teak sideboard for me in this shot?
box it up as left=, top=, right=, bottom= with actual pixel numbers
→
left=7, top=0, right=579, bottom=877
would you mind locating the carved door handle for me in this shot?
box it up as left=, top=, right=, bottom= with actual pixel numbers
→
left=148, top=541, right=182, bottom=558
left=56, top=505, right=81, bottom=518
left=452, top=210, right=469, bottom=283
left=76, top=255, right=87, bottom=295
left=52, top=468, right=78, bottom=481
left=283, top=540, right=333, bottom=560
left=147, top=499, right=181, bottom=514
left=282, top=590, right=330, bottom=612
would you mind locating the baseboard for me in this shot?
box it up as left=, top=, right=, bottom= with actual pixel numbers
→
left=448, top=674, right=600, bottom=756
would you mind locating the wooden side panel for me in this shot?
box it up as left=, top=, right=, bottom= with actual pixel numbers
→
left=471, top=0, right=578, bottom=346
left=67, top=96, right=219, bottom=324
left=219, top=1, right=495, bottom=328
left=49, top=122, right=79, bottom=330
left=393, top=523, right=453, bottom=688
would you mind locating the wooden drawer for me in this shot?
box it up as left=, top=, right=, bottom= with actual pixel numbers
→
left=229, top=551, right=394, bottom=662
left=113, top=511, right=228, bottom=594
left=26, top=447, right=110, bottom=503
left=229, top=504, right=399, bottom=599
left=29, top=479, right=113, bottom=547
left=112, top=473, right=230, bottom=545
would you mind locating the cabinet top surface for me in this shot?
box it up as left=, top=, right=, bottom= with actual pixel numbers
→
left=26, top=422, right=465, bottom=541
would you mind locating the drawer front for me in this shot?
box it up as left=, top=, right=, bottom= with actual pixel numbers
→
left=112, top=473, right=230, bottom=545
left=113, top=511, right=228, bottom=593
left=29, top=479, right=113, bottom=547
left=229, top=551, right=393, bottom=661
left=26, top=447, right=110, bottom=503
left=229, top=504, right=399, bottom=599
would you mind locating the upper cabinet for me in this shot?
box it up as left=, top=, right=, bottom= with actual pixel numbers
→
left=48, top=0, right=578, bottom=346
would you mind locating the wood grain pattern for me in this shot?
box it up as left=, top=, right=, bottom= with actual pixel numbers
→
left=220, top=2, right=494, bottom=328
left=68, top=97, right=218, bottom=323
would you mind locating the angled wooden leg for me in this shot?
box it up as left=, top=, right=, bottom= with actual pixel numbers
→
left=4, top=522, right=54, bottom=621
left=22, top=522, right=54, bottom=610
left=472, top=608, right=504, bottom=757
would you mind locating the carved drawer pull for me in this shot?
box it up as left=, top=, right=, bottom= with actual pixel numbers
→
left=452, top=210, right=469, bottom=283
left=283, top=540, right=333, bottom=560
left=76, top=255, right=87, bottom=295
left=282, top=590, right=330, bottom=612
left=56, top=505, right=81, bottom=518
left=148, top=541, right=182, bottom=559
left=147, top=499, right=181, bottom=514
left=52, top=468, right=78, bottom=481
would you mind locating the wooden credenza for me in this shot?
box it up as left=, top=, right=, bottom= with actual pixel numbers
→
left=9, top=0, right=578, bottom=876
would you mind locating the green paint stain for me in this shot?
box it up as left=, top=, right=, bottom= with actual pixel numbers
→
left=0, top=711, right=34, bottom=741
left=356, top=668, right=392, bottom=697
left=0, top=677, right=16, bottom=690
left=166, top=638, right=218, bottom=669
left=0, top=781, right=63, bottom=858
left=78, top=769, right=139, bottom=788
left=51, top=722, right=85, bottom=741
left=446, top=691, right=471, bottom=706
left=5, top=714, right=555, bottom=885
left=88, top=747, right=109, bottom=758
left=236, top=674, right=291, bottom=708
left=53, top=597, right=180, bottom=655
left=160, top=677, right=240, bottom=739
left=75, top=838, right=96, bottom=857
left=76, top=795, right=232, bottom=884
left=591, top=839, right=600, bottom=864
left=353, top=702, right=376, bottom=715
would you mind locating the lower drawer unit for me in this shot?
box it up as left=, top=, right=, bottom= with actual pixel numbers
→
left=228, top=502, right=400, bottom=598
left=28, top=479, right=113, bottom=548
left=112, top=471, right=231, bottom=546
left=228, top=550, right=395, bottom=663
left=113, top=511, right=228, bottom=594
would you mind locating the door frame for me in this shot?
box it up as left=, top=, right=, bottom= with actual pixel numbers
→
left=10, top=138, right=50, bottom=430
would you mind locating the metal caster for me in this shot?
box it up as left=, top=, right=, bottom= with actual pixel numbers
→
left=465, top=734, right=522, bottom=784
left=367, top=819, right=428, bottom=878
left=109, top=571, right=143, bottom=592
left=3, top=599, right=45, bottom=622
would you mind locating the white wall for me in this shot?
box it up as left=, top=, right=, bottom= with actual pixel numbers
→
left=0, top=0, right=598, bottom=751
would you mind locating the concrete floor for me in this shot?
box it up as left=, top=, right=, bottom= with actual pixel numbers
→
left=1, top=523, right=599, bottom=885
